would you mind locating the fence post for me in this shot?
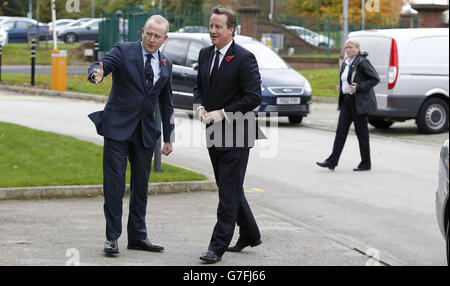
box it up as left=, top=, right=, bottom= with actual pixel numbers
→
left=327, top=16, right=331, bottom=57
left=31, top=38, right=36, bottom=86
left=0, top=45, right=2, bottom=82
left=153, top=103, right=162, bottom=173
left=94, top=41, right=99, bottom=61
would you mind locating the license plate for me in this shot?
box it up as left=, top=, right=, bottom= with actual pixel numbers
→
left=276, top=97, right=301, bottom=105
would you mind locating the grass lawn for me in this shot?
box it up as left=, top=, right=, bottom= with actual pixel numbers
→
left=0, top=74, right=111, bottom=96
left=300, top=68, right=339, bottom=98
left=1, top=43, right=90, bottom=65
left=0, top=122, right=207, bottom=188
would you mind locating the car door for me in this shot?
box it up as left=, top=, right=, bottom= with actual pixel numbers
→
left=2, top=20, right=17, bottom=42
left=182, top=40, right=206, bottom=109
left=15, top=21, right=33, bottom=43
left=84, top=20, right=99, bottom=41
left=161, top=38, right=189, bottom=109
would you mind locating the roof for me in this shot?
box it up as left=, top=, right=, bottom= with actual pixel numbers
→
left=349, top=28, right=449, bottom=39
left=411, top=0, right=448, bottom=4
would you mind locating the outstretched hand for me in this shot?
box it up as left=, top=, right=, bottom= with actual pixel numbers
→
left=93, top=62, right=104, bottom=84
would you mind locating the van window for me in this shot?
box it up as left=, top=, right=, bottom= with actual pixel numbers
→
left=162, top=38, right=188, bottom=66
left=350, top=36, right=390, bottom=68
left=405, top=36, right=449, bottom=65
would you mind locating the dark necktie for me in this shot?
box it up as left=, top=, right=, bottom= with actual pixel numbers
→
left=210, top=50, right=221, bottom=85
left=145, top=54, right=154, bottom=89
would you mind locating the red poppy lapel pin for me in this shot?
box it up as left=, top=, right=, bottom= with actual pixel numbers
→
left=225, top=55, right=234, bottom=63
left=162, top=58, right=167, bottom=67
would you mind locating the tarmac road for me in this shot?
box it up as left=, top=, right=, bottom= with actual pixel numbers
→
left=0, top=192, right=369, bottom=266
left=0, top=90, right=447, bottom=265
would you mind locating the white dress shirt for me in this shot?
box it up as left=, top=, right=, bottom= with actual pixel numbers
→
left=341, top=57, right=355, bottom=94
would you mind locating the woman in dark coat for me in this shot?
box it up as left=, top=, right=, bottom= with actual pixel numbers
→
left=317, top=39, right=380, bottom=171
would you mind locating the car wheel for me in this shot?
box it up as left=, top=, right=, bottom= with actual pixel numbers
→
left=416, top=97, right=449, bottom=134
left=447, top=219, right=449, bottom=266
left=64, top=33, right=78, bottom=44
left=368, top=116, right=394, bottom=129
left=288, top=115, right=303, bottom=125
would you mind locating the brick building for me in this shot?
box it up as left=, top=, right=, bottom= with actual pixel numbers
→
left=410, top=0, right=449, bottom=27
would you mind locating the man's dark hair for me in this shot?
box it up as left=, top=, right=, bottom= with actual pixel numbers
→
left=212, top=6, right=237, bottom=37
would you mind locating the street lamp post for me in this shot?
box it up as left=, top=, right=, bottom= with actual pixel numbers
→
left=269, top=0, right=274, bottom=21
left=362, top=0, right=365, bottom=30
left=342, top=0, right=349, bottom=52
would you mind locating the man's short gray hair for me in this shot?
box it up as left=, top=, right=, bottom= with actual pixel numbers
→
left=144, top=15, right=169, bottom=35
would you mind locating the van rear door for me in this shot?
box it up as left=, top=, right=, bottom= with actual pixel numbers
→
left=349, top=35, right=391, bottom=109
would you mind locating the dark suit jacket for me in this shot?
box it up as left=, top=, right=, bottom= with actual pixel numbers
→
left=339, top=52, right=379, bottom=115
left=193, top=40, right=262, bottom=150
left=88, top=40, right=174, bottom=149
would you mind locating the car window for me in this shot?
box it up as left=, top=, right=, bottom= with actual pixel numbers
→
left=87, top=21, right=99, bottom=29
left=162, top=38, right=188, bottom=66
left=57, top=21, right=71, bottom=26
left=185, top=41, right=204, bottom=68
left=71, top=21, right=85, bottom=27
left=241, top=42, right=289, bottom=70
left=16, top=21, right=32, bottom=29
left=1, top=21, right=15, bottom=29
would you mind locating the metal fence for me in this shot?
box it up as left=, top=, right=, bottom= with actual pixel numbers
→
left=99, top=8, right=206, bottom=51
left=270, top=14, right=416, bottom=56
left=98, top=13, right=121, bottom=53
left=128, top=9, right=206, bottom=42
left=99, top=7, right=418, bottom=56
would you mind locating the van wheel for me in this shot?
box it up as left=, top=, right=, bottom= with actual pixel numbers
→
left=288, top=115, right=303, bottom=125
left=368, top=116, right=394, bottom=129
left=416, top=98, right=449, bottom=134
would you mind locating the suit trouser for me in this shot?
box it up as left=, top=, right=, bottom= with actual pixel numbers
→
left=327, top=95, right=371, bottom=168
left=103, top=123, right=154, bottom=241
left=207, top=147, right=261, bottom=257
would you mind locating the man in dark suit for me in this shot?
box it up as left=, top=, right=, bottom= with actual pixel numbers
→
left=87, top=15, right=174, bottom=255
left=194, top=6, right=262, bottom=264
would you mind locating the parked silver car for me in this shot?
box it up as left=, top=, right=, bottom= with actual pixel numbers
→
left=286, top=25, right=335, bottom=48
left=435, top=139, right=449, bottom=265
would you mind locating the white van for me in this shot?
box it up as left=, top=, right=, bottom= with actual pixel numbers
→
left=348, top=28, right=449, bottom=134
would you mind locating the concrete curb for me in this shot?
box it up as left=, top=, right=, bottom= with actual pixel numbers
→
left=0, top=180, right=218, bottom=201
left=0, top=84, right=107, bottom=103
left=0, top=83, right=337, bottom=104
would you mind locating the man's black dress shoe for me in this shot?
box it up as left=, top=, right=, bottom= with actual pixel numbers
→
left=316, top=161, right=336, bottom=171
left=353, top=166, right=371, bottom=171
left=226, top=239, right=262, bottom=252
left=199, top=249, right=222, bottom=264
left=103, top=239, right=119, bottom=254
left=127, top=239, right=165, bottom=252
